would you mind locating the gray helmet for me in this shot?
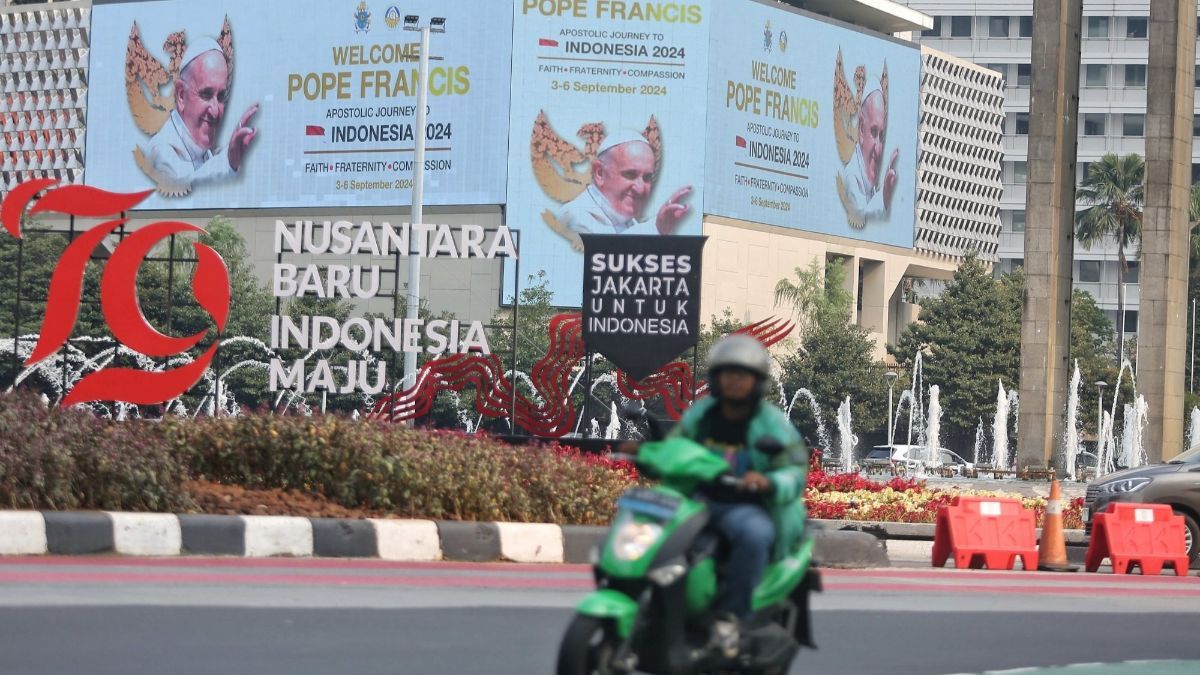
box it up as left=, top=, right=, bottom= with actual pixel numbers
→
left=708, top=334, right=771, bottom=379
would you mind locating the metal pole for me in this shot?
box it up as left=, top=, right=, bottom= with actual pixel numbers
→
left=11, top=234, right=23, bottom=389
left=887, top=383, right=895, bottom=447
left=1191, top=297, right=1196, bottom=392
left=402, top=25, right=431, bottom=390
left=510, top=234, right=520, bottom=434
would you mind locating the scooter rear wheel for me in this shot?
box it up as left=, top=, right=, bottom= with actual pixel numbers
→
left=556, top=615, right=622, bottom=675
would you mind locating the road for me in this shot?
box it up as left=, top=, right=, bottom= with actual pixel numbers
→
left=0, top=557, right=1197, bottom=675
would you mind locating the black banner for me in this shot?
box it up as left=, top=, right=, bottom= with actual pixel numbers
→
left=581, top=235, right=706, bottom=381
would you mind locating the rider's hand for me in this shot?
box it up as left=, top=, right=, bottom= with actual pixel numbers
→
left=740, top=471, right=772, bottom=493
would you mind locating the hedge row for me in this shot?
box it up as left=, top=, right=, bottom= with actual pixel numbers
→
left=0, top=392, right=635, bottom=525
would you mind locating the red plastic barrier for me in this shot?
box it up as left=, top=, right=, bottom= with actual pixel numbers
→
left=1084, top=503, right=1190, bottom=576
left=931, top=496, right=1038, bottom=570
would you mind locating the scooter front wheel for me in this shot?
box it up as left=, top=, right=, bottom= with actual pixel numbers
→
left=556, top=615, right=623, bottom=675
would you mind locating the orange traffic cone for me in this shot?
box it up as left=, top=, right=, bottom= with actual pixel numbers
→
left=1038, top=479, right=1077, bottom=572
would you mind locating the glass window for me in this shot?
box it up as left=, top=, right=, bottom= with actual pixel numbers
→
left=1079, top=260, right=1101, bottom=283
left=989, top=16, right=1010, bottom=37
left=1011, top=258, right=1024, bottom=272
left=1123, top=310, right=1138, bottom=333
left=1019, top=16, right=1033, bottom=38
left=1125, top=261, right=1140, bottom=284
left=1194, top=65, right=1200, bottom=88
left=987, top=63, right=1007, bottom=78
left=950, top=16, right=973, bottom=37
left=1123, top=114, right=1145, bottom=137
left=1193, top=163, right=1200, bottom=183
left=1011, top=211, right=1026, bottom=232
left=1080, top=162, right=1093, bottom=181
left=1084, top=64, right=1109, bottom=88
left=1193, top=114, right=1200, bottom=137
left=1013, top=161, right=1028, bottom=182
left=1017, top=63, right=1032, bottom=86
left=1124, top=64, right=1146, bottom=88
left=1126, top=17, right=1148, bottom=38
left=1087, top=16, right=1110, bottom=38
left=1015, top=112, right=1030, bottom=135
left=923, top=16, right=942, bottom=38
left=1083, top=114, right=1106, bottom=136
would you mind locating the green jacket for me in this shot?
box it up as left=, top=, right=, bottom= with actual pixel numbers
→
left=671, top=396, right=809, bottom=560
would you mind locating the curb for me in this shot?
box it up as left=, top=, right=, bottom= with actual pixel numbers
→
left=0, top=510, right=897, bottom=567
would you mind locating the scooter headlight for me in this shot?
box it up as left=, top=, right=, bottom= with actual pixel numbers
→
left=612, top=520, right=663, bottom=562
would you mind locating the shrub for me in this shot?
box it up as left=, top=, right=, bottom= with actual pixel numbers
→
left=0, top=392, right=191, bottom=512
left=161, top=415, right=636, bottom=525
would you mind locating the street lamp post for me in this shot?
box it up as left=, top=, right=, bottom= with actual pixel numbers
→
left=1095, top=380, right=1107, bottom=467
left=401, top=15, right=446, bottom=390
left=886, top=370, right=898, bottom=447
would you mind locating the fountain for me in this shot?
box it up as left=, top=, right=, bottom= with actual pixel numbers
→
left=1062, top=361, right=1082, bottom=481
left=835, top=396, right=857, bottom=474
left=890, top=389, right=912, bottom=448
left=906, top=352, right=924, bottom=447
left=1119, top=396, right=1148, bottom=469
left=1188, top=407, right=1200, bottom=452
left=972, top=417, right=986, bottom=466
left=605, top=402, right=622, bottom=440
left=992, top=379, right=1010, bottom=471
left=785, top=388, right=832, bottom=452
left=925, top=385, right=941, bottom=467
left=1097, top=410, right=1116, bottom=476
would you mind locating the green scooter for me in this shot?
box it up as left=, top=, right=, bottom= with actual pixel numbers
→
left=556, top=412, right=820, bottom=675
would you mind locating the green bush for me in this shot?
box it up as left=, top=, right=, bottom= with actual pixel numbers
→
left=163, top=416, right=635, bottom=525
left=0, top=392, right=192, bottom=512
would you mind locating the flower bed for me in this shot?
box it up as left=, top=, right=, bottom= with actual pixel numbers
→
left=804, top=451, right=1086, bottom=529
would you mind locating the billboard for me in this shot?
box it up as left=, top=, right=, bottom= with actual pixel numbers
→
left=85, top=0, right=512, bottom=210
left=704, top=0, right=919, bottom=248
left=505, top=0, right=711, bottom=307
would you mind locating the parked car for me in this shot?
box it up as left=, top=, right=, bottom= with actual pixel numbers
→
left=861, top=444, right=974, bottom=475
left=1084, top=444, right=1200, bottom=565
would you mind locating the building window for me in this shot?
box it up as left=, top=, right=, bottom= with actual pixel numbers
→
left=1016, top=63, right=1032, bottom=86
left=1124, top=310, right=1138, bottom=333
left=1011, top=211, right=1026, bottom=232
left=1193, top=114, right=1200, bottom=137
left=1019, top=16, right=1033, bottom=38
left=1122, top=114, right=1145, bottom=137
left=1191, top=163, right=1200, bottom=183
left=1125, top=261, right=1140, bottom=284
left=1079, top=260, right=1101, bottom=283
left=989, top=16, right=1010, bottom=37
left=1083, top=113, right=1106, bottom=136
left=950, top=16, right=973, bottom=37
left=987, top=63, right=1007, bottom=79
left=1194, top=65, right=1200, bottom=88
left=1080, top=161, right=1093, bottom=180
left=1013, top=161, right=1028, bottom=182
left=923, top=16, right=942, bottom=38
left=1084, top=64, right=1109, bottom=88
left=1123, top=64, right=1147, bottom=88
left=1126, top=17, right=1148, bottom=38
left=1015, top=112, right=1030, bottom=135
left=1011, top=258, right=1024, bottom=272
left=1087, top=16, right=1110, bottom=38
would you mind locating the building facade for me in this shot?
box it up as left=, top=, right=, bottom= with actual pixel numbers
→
left=902, top=0, right=1190, bottom=340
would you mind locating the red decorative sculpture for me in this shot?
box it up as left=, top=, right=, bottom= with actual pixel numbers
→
left=369, top=314, right=794, bottom=437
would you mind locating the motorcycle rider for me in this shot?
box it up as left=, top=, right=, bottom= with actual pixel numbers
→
left=671, top=334, right=808, bottom=655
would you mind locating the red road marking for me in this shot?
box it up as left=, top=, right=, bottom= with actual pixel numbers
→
left=0, top=556, right=593, bottom=574
left=0, top=570, right=595, bottom=589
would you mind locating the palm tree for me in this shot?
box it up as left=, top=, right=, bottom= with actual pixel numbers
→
left=1076, top=153, right=1144, bottom=364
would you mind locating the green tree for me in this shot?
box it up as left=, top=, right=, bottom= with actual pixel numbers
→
left=1076, top=153, right=1144, bottom=363
left=891, top=255, right=1023, bottom=448
left=1071, top=289, right=1120, bottom=435
left=775, top=259, right=887, bottom=446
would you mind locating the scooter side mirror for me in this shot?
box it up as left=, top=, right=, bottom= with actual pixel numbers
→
left=755, top=437, right=785, bottom=456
